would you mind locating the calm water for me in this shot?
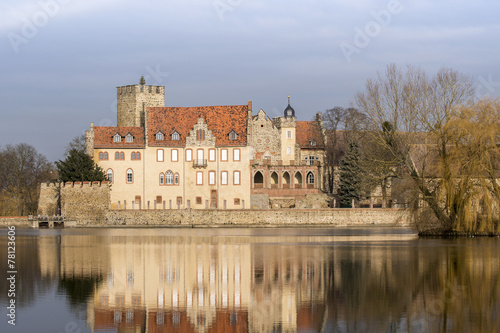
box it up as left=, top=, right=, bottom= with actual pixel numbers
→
left=1, top=227, right=499, bottom=333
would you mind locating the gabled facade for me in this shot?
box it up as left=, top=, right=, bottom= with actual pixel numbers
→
left=86, top=81, right=326, bottom=210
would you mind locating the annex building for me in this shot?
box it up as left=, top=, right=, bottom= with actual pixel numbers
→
left=85, top=81, right=326, bottom=210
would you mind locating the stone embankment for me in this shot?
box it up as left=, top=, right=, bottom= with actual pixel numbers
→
left=94, top=208, right=410, bottom=227
left=0, top=217, right=30, bottom=228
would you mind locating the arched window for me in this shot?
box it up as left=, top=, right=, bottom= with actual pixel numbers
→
left=270, top=172, right=279, bottom=185
left=126, top=169, right=133, bottom=183
left=106, top=169, right=113, bottom=183
left=120, top=152, right=124, bottom=160
left=131, top=152, right=136, bottom=160
left=174, top=173, right=179, bottom=185
left=115, top=152, right=120, bottom=160
left=166, top=171, right=173, bottom=185
left=99, top=152, right=103, bottom=159
left=307, top=172, right=315, bottom=184
left=136, top=152, right=140, bottom=160
left=104, top=152, right=108, bottom=159
left=160, top=173, right=164, bottom=185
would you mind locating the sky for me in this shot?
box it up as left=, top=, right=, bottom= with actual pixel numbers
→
left=1, top=0, right=500, bottom=162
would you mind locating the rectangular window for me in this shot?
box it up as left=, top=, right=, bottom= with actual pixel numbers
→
left=233, top=148, right=240, bottom=161
left=209, top=171, right=215, bottom=185
left=196, top=171, right=203, bottom=185
left=197, top=149, right=204, bottom=165
left=209, top=149, right=216, bottom=162
left=171, top=149, right=178, bottom=162
left=157, top=149, right=164, bottom=162
left=221, top=149, right=228, bottom=161
left=286, top=147, right=292, bottom=155
left=186, top=149, right=192, bottom=162
left=221, top=171, right=228, bottom=185
left=234, top=171, right=240, bottom=185
left=196, top=197, right=202, bottom=205
left=287, top=130, right=292, bottom=139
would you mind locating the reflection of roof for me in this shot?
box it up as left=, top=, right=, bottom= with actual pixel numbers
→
left=93, top=309, right=249, bottom=333
left=148, top=105, right=248, bottom=147
left=94, top=127, right=145, bottom=148
left=296, top=121, right=325, bottom=149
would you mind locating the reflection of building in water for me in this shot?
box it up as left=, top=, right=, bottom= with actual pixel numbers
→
left=82, top=235, right=330, bottom=332
left=88, top=238, right=252, bottom=332
left=250, top=245, right=328, bottom=333
left=37, top=232, right=332, bottom=332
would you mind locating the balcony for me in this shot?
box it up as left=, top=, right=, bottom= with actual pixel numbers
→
left=193, top=159, right=208, bottom=168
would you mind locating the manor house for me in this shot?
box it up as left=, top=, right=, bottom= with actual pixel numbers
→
left=85, top=81, right=326, bottom=210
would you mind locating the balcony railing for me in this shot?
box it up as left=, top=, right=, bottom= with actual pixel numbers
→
left=193, top=159, right=208, bottom=168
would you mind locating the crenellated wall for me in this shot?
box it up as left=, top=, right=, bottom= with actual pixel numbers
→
left=38, top=182, right=111, bottom=223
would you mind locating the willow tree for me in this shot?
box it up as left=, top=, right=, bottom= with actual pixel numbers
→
left=354, top=64, right=500, bottom=234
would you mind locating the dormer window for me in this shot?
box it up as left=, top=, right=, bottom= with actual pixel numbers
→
left=125, top=133, right=133, bottom=143
left=156, top=131, right=164, bottom=141
left=310, top=140, right=316, bottom=146
left=171, top=130, right=180, bottom=141
left=229, top=130, right=237, bottom=140
left=113, top=133, right=121, bottom=143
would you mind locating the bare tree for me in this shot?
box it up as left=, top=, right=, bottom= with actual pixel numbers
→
left=0, top=144, right=53, bottom=216
left=354, top=63, right=488, bottom=233
left=64, top=134, right=87, bottom=156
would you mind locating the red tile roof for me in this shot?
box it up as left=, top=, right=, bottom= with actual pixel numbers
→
left=148, top=105, right=248, bottom=147
left=296, top=121, right=325, bottom=149
left=94, top=126, right=145, bottom=148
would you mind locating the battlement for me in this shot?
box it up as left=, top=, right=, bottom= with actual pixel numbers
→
left=41, top=181, right=110, bottom=189
left=117, top=83, right=165, bottom=127
left=117, top=85, right=165, bottom=95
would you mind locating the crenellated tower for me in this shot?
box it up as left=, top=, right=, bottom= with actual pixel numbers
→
left=116, top=77, right=165, bottom=127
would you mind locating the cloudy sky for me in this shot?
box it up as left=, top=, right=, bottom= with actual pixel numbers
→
left=1, top=0, right=500, bottom=161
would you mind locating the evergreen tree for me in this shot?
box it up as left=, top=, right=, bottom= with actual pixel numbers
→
left=55, top=149, right=106, bottom=183
left=339, top=141, right=363, bottom=207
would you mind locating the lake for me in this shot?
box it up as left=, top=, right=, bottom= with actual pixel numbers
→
left=1, top=227, right=499, bottom=332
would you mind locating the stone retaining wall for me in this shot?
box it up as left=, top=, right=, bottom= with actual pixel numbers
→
left=94, top=208, right=410, bottom=227
left=0, top=217, right=30, bottom=228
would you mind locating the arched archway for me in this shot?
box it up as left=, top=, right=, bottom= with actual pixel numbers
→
left=271, top=172, right=279, bottom=188
left=294, top=172, right=302, bottom=189
left=254, top=171, right=264, bottom=188
left=282, top=172, right=291, bottom=189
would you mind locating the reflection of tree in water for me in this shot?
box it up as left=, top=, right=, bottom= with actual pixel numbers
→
left=325, top=239, right=500, bottom=332
left=58, top=275, right=103, bottom=312
left=0, top=236, right=53, bottom=307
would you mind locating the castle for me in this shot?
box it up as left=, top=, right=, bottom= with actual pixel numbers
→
left=85, top=79, right=326, bottom=210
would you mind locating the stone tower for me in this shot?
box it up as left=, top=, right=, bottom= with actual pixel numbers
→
left=116, top=79, right=165, bottom=127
